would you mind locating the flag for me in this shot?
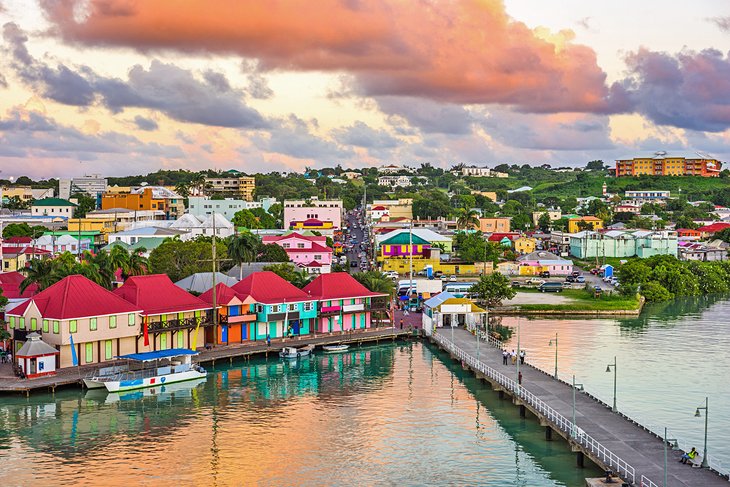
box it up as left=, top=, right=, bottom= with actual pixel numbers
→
left=69, top=333, right=78, bottom=367
left=190, top=315, right=202, bottom=350
left=143, top=317, right=149, bottom=347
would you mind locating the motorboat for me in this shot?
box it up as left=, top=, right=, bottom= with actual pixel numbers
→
left=84, top=364, right=129, bottom=389
left=85, top=377, right=207, bottom=404
left=84, top=349, right=207, bottom=393
left=279, top=344, right=314, bottom=359
left=322, top=344, right=349, bottom=353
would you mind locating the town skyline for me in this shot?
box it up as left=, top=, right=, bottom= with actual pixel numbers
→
left=1, top=0, right=730, bottom=178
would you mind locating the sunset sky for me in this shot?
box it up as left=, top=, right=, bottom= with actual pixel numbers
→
left=1, top=0, right=729, bottom=179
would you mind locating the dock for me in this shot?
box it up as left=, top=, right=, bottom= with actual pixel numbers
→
left=430, top=327, right=727, bottom=487
left=0, top=327, right=413, bottom=395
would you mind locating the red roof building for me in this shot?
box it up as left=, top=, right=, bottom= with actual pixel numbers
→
left=231, top=271, right=310, bottom=304
left=199, top=282, right=257, bottom=345
left=261, top=233, right=333, bottom=274
left=5, top=275, right=144, bottom=369
left=0, top=271, right=38, bottom=299
left=697, top=223, right=730, bottom=238
left=302, top=272, right=384, bottom=301
left=4, top=236, right=33, bottom=247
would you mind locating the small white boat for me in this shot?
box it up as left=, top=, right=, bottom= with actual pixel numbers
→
left=86, top=349, right=207, bottom=393
left=84, top=364, right=129, bottom=389
left=322, top=344, right=350, bottom=353
left=279, top=344, right=314, bottom=359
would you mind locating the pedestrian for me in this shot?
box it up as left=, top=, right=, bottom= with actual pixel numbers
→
left=502, top=349, right=509, bottom=365
left=399, top=319, right=404, bottom=330
left=266, top=333, right=271, bottom=347
left=511, top=349, right=517, bottom=365
left=404, top=309, right=409, bottom=317
left=518, top=371, right=523, bottom=385
left=519, top=349, right=526, bottom=365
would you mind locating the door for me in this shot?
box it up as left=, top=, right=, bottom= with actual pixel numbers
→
left=105, top=340, right=113, bottom=360
left=85, top=343, right=93, bottom=363
left=221, top=325, right=228, bottom=344
left=360, top=314, right=366, bottom=329
left=269, top=322, right=277, bottom=338
left=291, top=320, right=300, bottom=335
left=328, top=317, right=333, bottom=332
left=160, top=332, right=168, bottom=350
left=30, top=358, right=37, bottom=375
left=177, top=332, right=184, bottom=348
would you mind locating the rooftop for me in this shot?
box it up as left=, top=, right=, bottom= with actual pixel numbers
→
left=231, top=271, right=311, bottom=304
left=113, top=274, right=211, bottom=316
left=32, top=197, right=77, bottom=207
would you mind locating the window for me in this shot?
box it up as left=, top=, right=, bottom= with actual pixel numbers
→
left=69, top=319, right=77, bottom=333
left=304, top=302, right=313, bottom=311
left=43, top=319, right=49, bottom=333
left=110, top=316, right=117, bottom=329
left=85, top=343, right=93, bottom=363
left=90, top=317, right=97, bottom=331
left=288, top=303, right=297, bottom=311
left=105, top=340, right=113, bottom=360
left=30, top=318, right=37, bottom=331
left=53, top=321, right=59, bottom=334
left=297, top=243, right=305, bottom=248
left=314, top=255, right=322, bottom=260
left=19, top=317, right=25, bottom=330
left=128, top=314, right=135, bottom=326
left=9, top=316, right=14, bottom=329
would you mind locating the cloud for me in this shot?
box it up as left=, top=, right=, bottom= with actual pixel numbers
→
left=40, top=0, right=624, bottom=114
left=710, top=16, right=730, bottom=33
left=623, top=48, right=730, bottom=132
left=331, top=121, right=399, bottom=148
left=376, top=96, right=475, bottom=135
left=260, top=115, right=353, bottom=160
left=3, top=22, right=269, bottom=128
left=133, top=115, right=158, bottom=131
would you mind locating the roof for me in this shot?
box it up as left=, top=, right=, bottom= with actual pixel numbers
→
left=111, top=226, right=188, bottom=237
left=16, top=333, right=59, bottom=357
left=226, top=262, right=281, bottom=279
left=372, top=206, right=387, bottom=210
left=376, top=228, right=449, bottom=245
left=200, top=213, right=233, bottom=229
left=569, top=216, right=602, bottom=221
left=517, top=251, right=562, bottom=262
left=231, top=271, right=311, bottom=304
left=170, top=214, right=202, bottom=228
left=264, top=232, right=327, bottom=243
left=175, top=272, right=238, bottom=293
left=617, top=150, right=718, bottom=161
left=32, top=197, right=77, bottom=207
left=302, top=273, right=385, bottom=300
left=697, top=223, right=730, bottom=233
left=117, top=348, right=197, bottom=362
left=113, top=274, right=212, bottom=315
left=199, top=282, right=250, bottom=306
left=8, top=275, right=142, bottom=319
left=5, top=236, right=32, bottom=244
left=284, top=241, right=333, bottom=253
left=131, top=186, right=182, bottom=199
left=0, top=271, right=38, bottom=298
left=423, top=291, right=455, bottom=309
left=439, top=298, right=485, bottom=313
left=380, top=232, right=431, bottom=246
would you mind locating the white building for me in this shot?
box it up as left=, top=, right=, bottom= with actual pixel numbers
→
left=188, top=196, right=278, bottom=221
left=107, top=226, right=190, bottom=245
left=378, top=175, right=412, bottom=188
left=34, top=234, right=87, bottom=255
left=378, top=164, right=409, bottom=174
left=624, top=190, right=671, bottom=206
left=30, top=198, right=77, bottom=218
left=170, top=213, right=234, bottom=238
left=460, top=166, right=492, bottom=177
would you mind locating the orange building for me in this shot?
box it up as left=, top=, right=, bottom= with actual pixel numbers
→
left=101, top=187, right=182, bottom=218
left=615, top=151, right=721, bottom=177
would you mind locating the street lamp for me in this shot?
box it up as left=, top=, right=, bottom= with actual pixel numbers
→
left=572, top=375, right=583, bottom=438
left=548, top=332, right=558, bottom=379
left=605, top=356, right=617, bottom=412
left=694, top=396, right=709, bottom=468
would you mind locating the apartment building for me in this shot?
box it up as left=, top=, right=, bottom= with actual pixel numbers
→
left=205, top=176, right=255, bottom=201
left=615, top=151, right=721, bottom=177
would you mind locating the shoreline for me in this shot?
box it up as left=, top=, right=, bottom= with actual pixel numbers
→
left=491, top=295, right=645, bottom=317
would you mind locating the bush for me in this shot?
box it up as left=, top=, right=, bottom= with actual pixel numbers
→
left=640, top=282, right=673, bottom=302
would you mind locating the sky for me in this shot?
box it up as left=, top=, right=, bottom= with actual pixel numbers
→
left=1, top=0, right=729, bottom=179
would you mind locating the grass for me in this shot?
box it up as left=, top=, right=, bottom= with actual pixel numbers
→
left=516, top=289, right=641, bottom=312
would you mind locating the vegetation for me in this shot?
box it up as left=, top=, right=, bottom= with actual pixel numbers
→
left=262, top=263, right=313, bottom=288
left=2, top=223, right=46, bottom=239
left=149, top=237, right=229, bottom=282
left=227, top=231, right=260, bottom=279
left=516, top=289, right=641, bottom=311
left=470, top=273, right=516, bottom=308
left=353, top=271, right=395, bottom=297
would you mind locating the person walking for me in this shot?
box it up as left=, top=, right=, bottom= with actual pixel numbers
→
left=519, top=349, right=526, bottom=365
left=502, top=349, right=509, bottom=365
left=399, top=319, right=404, bottom=330
left=518, top=371, right=523, bottom=385
left=511, top=349, right=517, bottom=365
left=266, top=334, right=271, bottom=347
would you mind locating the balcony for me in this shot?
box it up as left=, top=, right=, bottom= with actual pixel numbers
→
left=221, top=313, right=257, bottom=324
left=147, top=315, right=213, bottom=332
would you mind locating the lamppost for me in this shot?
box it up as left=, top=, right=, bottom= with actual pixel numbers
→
left=548, top=332, right=558, bottom=379
left=515, top=317, right=521, bottom=395
left=606, top=356, right=617, bottom=412
left=572, top=375, right=583, bottom=438
left=694, top=396, right=709, bottom=468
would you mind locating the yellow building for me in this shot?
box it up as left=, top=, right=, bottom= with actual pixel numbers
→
left=615, top=151, right=721, bottom=177
left=205, top=176, right=256, bottom=201
left=379, top=257, right=480, bottom=276
left=514, top=236, right=537, bottom=254
left=371, top=199, right=413, bottom=220
left=477, top=217, right=511, bottom=233
left=568, top=216, right=604, bottom=233
left=67, top=218, right=115, bottom=236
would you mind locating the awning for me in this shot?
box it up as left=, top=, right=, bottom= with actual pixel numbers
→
left=116, top=348, right=198, bottom=362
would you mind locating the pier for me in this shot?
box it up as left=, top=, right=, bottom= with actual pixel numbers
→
left=430, top=327, right=726, bottom=487
left=0, top=327, right=413, bottom=395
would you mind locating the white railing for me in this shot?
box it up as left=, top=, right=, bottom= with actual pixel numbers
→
left=640, top=475, right=659, bottom=487
left=433, top=332, right=639, bottom=485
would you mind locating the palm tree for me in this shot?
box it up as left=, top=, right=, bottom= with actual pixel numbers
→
left=456, top=208, right=480, bottom=231
left=228, top=231, right=260, bottom=280
left=291, top=269, right=313, bottom=289
left=354, top=271, right=395, bottom=297
left=174, top=182, right=191, bottom=198
left=19, top=258, right=56, bottom=294
left=127, top=251, right=149, bottom=277
left=109, top=245, right=132, bottom=277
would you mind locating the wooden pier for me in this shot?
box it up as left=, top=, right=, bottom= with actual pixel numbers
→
left=430, top=327, right=726, bottom=487
left=0, top=327, right=413, bottom=395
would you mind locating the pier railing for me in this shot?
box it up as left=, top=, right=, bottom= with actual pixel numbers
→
left=433, top=332, right=639, bottom=485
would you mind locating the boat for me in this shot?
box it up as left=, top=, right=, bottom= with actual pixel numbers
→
left=279, top=344, right=315, bottom=359
left=83, top=364, right=129, bottom=389
left=85, top=378, right=207, bottom=404
left=322, top=344, right=350, bottom=353
left=85, top=349, right=207, bottom=393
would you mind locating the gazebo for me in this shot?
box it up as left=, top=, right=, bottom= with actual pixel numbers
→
left=16, top=333, right=59, bottom=378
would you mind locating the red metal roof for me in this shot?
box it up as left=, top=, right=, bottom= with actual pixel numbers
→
left=231, top=271, right=310, bottom=304
left=372, top=206, right=387, bottom=210
left=302, top=272, right=385, bottom=300
left=697, top=223, right=730, bottom=233
left=5, top=236, right=33, bottom=244
left=199, top=282, right=249, bottom=306
left=1, top=246, right=52, bottom=256
left=262, top=232, right=327, bottom=244
left=284, top=241, right=333, bottom=253
left=7, top=275, right=141, bottom=319
left=0, top=271, right=38, bottom=298
left=113, top=274, right=212, bottom=316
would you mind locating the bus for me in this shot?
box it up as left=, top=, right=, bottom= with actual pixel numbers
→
left=443, top=281, right=475, bottom=298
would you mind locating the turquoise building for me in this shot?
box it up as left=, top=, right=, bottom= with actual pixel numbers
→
left=570, top=230, right=677, bottom=259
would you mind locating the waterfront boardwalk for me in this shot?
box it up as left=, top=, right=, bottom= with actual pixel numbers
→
left=0, top=327, right=411, bottom=394
left=434, top=327, right=725, bottom=487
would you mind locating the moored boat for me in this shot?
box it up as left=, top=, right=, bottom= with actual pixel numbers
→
left=85, top=349, right=207, bottom=393
left=322, top=344, right=349, bottom=353
left=279, top=344, right=315, bottom=359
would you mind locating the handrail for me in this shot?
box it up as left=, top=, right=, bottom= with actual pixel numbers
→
left=433, top=332, right=639, bottom=485
left=640, top=475, right=659, bottom=487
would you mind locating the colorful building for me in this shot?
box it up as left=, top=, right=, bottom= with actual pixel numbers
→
left=303, top=273, right=388, bottom=333
left=696, top=223, right=730, bottom=239
left=101, top=187, right=184, bottom=219
left=477, top=217, right=511, bottom=233
left=1, top=246, right=52, bottom=272
left=514, top=236, right=537, bottom=254
left=31, top=198, right=77, bottom=218
left=379, top=232, right=431, bottom=258
left=204, top=176, right=255, bottom=201
left=615, top=151, right=721, bottom=177
left=516, top=251, right=574, bottom=276
left=569, top=230, right=678, bottom=259
left=262, top=232, right=333, bottom=273
left=568, top=216, right=604, bottom=233
left=283, top=197, right=343, bottom=232
left=113, top=274, right=213, bottom=350
left=231, top=271, right=317, bottom=339
left=6, top=275, right=144, bottom=369
left=199, top=282, right=257, bottom=344
left=376, top=228, right=452, bottom=253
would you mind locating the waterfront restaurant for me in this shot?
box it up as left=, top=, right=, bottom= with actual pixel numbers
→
left=6, top=275, right=143, bottom=369
left=113, top=275, right=213, bottom=351
left=199, top=282, right=257, bottom=344
left=231, top=271, right=317, bottom=339
left=303, top=273, right=388, bottom=333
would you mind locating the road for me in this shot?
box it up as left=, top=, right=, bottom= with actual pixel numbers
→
left=344, top=209, right=368, bottom=273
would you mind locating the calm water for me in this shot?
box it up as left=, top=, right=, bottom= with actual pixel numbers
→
left=501, top=294, right=730, bottom=473
left=0, top=342, right=600, bottom=486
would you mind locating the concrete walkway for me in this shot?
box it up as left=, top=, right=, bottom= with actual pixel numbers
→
left=441, top=327, right=726, bottom=487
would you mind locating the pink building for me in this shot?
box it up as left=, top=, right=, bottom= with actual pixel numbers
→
left=262, top=233, right=333, bottom=274
left=303, top=273, right=388, bottom=333
left=283, top=198, right=343, bottom=233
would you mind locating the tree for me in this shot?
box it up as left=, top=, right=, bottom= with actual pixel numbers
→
left=585, top=160, right=605, bottom=171
left=470, top=273, right=516, bottom=308
left=455, top=208, right=480, bottom=231
left=228, top=232, right=261, bottom=279
left=2, top=223, right=33, bottom=238
left=291, top=269, right=314, bottom=288
left=674, top=215, right=698, bottom=230
left=149, top=238, right=229, bottom=282
left=257, top=243, right=289, bottom=262
left=537, top=212, right=552, bottom=232
left=353, top=271, right=395, bottom=297
left=412, top=189, right=451, bottom=219
left=455, top=232, right=487, bottom=263
left=231, top=209, right=261, bottom=229
left=262, top=263, right=298, bottom=282
left=71, top=193, right=96, bottom=218
left=250, top=207, right=277, bottom=228
left=20, top=258, right=57, bottom=294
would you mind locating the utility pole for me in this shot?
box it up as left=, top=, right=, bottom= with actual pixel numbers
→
left=211, top=212, right=218, bottom=346
left=409, top=219, right=414, bottom=301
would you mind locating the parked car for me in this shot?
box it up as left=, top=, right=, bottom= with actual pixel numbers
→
left=511, top=281, right=520, bottom=287
left=540, top=271, right=551, bottom=278
left=565, top=276, right=576, bottom=283
left=350, top=261, right=358, bottom=267
left=576, top=276, right=586, bottom=283
left=526, top=278, right=545, bottom=285
left=539, top=282, right=564, bottom=293
left=449, top=275, right=457, bottom=282
left=571, top=270, right=581, bottom=277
